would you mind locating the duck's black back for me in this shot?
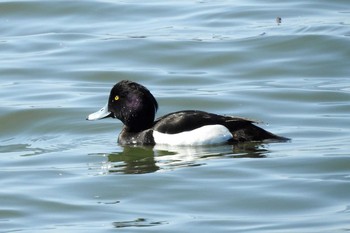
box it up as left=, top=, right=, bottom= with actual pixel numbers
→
left=153, top=110, right=287, bottom=142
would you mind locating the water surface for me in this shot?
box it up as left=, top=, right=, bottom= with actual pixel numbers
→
left=1, top=0, right=350, bottom=232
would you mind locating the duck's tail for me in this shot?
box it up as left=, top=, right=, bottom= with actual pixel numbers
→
left=228, top=122, right=290, bottom=143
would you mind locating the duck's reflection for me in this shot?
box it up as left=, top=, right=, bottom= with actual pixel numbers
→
left=107, top=146, right=159, bottom=174
left=97, top=142, right=269, bottom=174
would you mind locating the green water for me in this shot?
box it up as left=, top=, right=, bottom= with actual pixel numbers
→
left=1, top=1, right=350, bottom=232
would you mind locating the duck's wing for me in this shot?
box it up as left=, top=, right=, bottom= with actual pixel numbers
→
left=152, top=110, right=253, bottom=134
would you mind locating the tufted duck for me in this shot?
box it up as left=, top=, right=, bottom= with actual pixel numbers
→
left=87, top=80, right=289, bottom=145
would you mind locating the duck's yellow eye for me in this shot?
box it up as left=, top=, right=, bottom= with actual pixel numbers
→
left=114, top=95, right=119, bottom=101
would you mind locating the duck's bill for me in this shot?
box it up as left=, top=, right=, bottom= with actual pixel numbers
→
left=87, top=103, right=112, bottom=120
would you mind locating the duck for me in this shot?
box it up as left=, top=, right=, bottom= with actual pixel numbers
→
left=87, top=80, right=289, bottom=146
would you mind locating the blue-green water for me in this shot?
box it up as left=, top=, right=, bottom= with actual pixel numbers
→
left=1, top=1, right=350, bottom=232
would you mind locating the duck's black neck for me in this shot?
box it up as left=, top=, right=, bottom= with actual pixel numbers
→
left=124, top=121, right=154, bottom=133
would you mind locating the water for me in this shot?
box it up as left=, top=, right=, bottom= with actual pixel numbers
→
left=1, top=0, right=350, bottom=232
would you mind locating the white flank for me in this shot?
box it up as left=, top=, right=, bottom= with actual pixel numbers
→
left=153, top=124, right=233, bottom=146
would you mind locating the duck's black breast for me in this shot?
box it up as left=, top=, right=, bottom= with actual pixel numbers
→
left=118, top=128, right=155, bottom=145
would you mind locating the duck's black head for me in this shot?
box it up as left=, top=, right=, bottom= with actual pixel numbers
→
left=87, top=80, right=158, bottom=132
